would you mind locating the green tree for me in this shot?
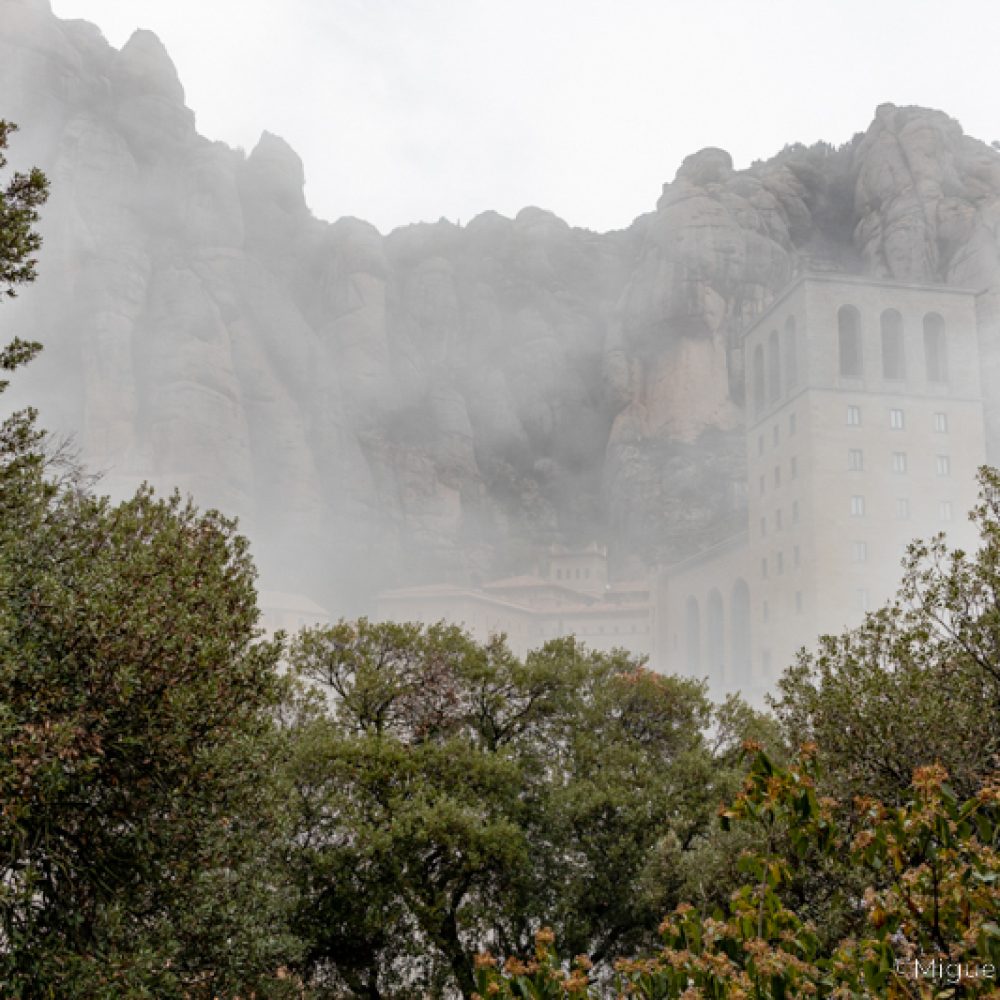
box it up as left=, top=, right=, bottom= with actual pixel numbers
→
left=772, top=467, right=1000, bottom=806
left=475, top=748, right=1000, bottom=999
left=285, top=620, right=754, bottom=998
left=0, top=120, right=304, bottom=998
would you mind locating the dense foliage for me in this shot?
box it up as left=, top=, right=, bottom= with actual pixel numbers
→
left=284, top=621, right=758, bottom=996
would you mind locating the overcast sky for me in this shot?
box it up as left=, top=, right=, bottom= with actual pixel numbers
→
left=49, top=0, right=1000, bottom=234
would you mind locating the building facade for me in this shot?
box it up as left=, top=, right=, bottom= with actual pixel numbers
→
left=660, top=274, right=986, bottom=699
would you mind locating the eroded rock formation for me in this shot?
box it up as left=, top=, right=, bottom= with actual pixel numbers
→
left=3, top=0, right=1000, bottom=610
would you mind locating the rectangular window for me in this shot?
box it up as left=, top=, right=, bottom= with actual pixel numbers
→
left=758, top=434, right=764, bottom=456
left=847, top=405, right=861, bottom=426
left=762, top=601, right=769, bottom=623
left=939, top=500, right=953, bottom=521
left=789, top=412, right=797, bottom=435
left=934, top=412, right=948, bottom=433
left=790, top=456, right=798, bottom=479
left=890, top=408, right=904, bottom=429
left=777, top=551, right=784, bottom=574
left=775, top=508, right=783, bottom=530
left=891, top=451, right=908, bottom=474
left=848, top=448, right=864, bottom=471
left=772, top=425, right=780, bottom=447
left=850, top=495, right=866, bottom=517
left=761, top=558, right=768, bottom=579
left=856, top=589, right=869, bottom=613
left=760, top=516, right=767, bottom=538
left=793, top=544, right=800, bottom=567
left=792, top=500, right=800, bottom=523
left=759, top=474, right=765, bottom=496
left=896, top=497, right=911, bottom=520
left=936, top=455, right=951, bottom=476
left=852, top=540, right=868, bottom=563
left=774, top=465, right=781, bottom=488
left=795, top=590, right=803, bottom=614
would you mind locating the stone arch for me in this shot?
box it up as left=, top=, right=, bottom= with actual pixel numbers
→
left=685, top=596, right=701, bottom=674
left=923, top=312, right=948, bottom=382
left=838, top=305, right=863, bottom=377
left=881, top=309, right=905, bottom=379
left=784, top=316, right=798, bottom=389
left=730, top=579, right=751, bottom=678
left=767, top=330, right=781, bottom=402
left=707, top=588, right=725, bottom=686
left=752, top=344, right=765, bottom=416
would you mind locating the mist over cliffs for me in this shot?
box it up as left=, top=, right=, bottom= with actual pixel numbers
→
left=3, top=0, right=1000, bottom=613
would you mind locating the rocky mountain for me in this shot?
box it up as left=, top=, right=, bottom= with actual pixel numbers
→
left=3, top=0, right=1000, bottom=612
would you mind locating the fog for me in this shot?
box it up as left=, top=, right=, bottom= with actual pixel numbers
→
left=3, top=0, right=1000, bottom=700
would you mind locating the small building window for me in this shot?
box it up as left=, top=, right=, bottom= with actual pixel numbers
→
left=761, top=557, right=768, bottom=579
left=848, top=448, right=864, bottom=471
left=793, top=544, right=800, bottom=567
left=891, top=452, right=908, bottom=474
left=939, top=500, right=953, bottom=521
left=773, top=424, right=780, bottom=447
left=790, top=456, right=798, bottom=479
left=880, top=309, right=906, bottom=379
left=838, top=305, right=863, bottom=377
left=850, top=495, right=866, bottom=517
left=896, top=497, right=911, bottom=520
left=936, top=455, right=951, bottom=477
left=758, top=434, right=764, bottom=456
left=792, top=500, right=800, bottom=523
left=759, top=474, right=765, bottom=496
left=795, top=590, right=803, bottom=613
left=852, top=540, right=868, bottom=563
left=890, top=408, right=904, bottom=430
left=847, top=405, right=861, bottom=426
left=775, top=508, right=783, bottom=530
left=774, top=466, right=781, bottom=488
left=934, top=412, right=948, bottom=433
left=856, top=589, right=870, bottom=613
left=762, top=600, right=769, bottom=623
left=760, top=516, right=767, bottom=538
left=777, top=551, right=784, bottom=574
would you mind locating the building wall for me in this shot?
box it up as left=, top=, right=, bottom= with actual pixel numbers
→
left=663, top=276, right=987, bottom=700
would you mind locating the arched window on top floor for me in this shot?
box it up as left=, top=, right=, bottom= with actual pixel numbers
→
left=784, top=316, right=798, bottom=389
left=752, top=344, right=765, bottom=416
left=838, top=305, right=863, bottom=378
left=767, top=330, right=781, bottom=402
left=881, top=309, right=905, bottom=380
left=924, top=312, right=948, bottom=383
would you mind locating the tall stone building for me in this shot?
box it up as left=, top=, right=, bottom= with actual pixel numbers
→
left=659, top=274, right=986, bottom=699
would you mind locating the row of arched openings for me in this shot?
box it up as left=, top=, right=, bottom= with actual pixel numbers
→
left=838, top=307, right=948, bottom=382
left=752, top=309, right=951, bottom=415
left=684, top=579, right=751, bottom=687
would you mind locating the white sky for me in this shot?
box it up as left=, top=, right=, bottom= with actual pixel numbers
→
left=49, top=0, right=1000, bottom=234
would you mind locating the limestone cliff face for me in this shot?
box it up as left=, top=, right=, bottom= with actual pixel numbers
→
left=3, top=0, right=1000, bottom=609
